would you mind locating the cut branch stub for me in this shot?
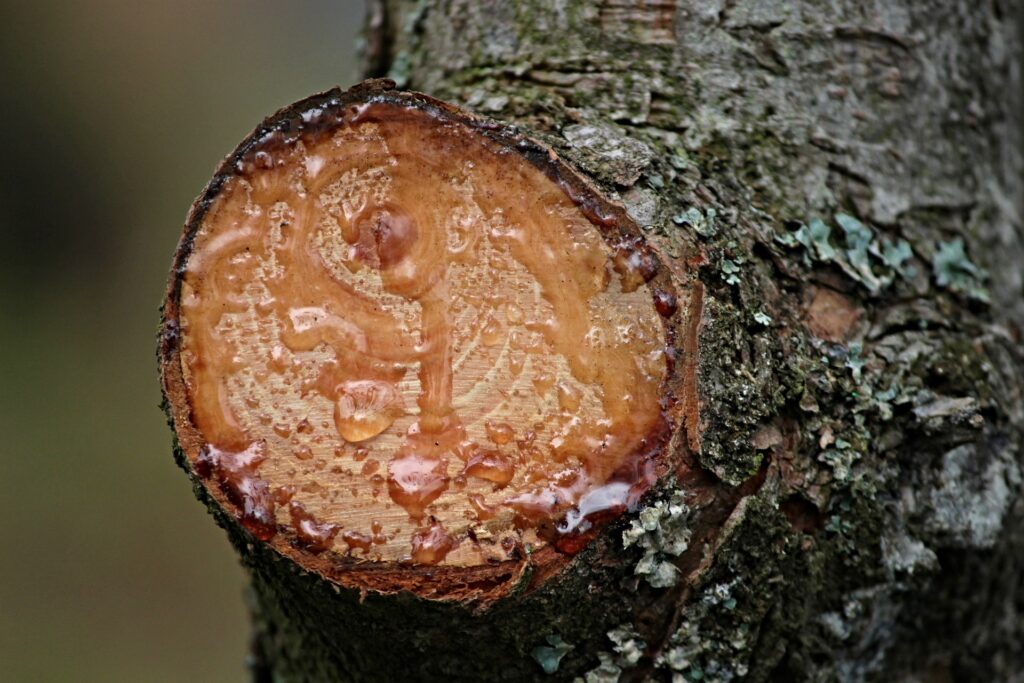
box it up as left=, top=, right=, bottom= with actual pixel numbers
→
left=160, top=80, right=695, bottom=599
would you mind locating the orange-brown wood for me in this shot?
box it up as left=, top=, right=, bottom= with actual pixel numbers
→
left=160, top=82, right=692, bottom=598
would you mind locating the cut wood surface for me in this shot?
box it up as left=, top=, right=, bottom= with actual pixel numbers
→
left=160, top=81, right=695, bottom=597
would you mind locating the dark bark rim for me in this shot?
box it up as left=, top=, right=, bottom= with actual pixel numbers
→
left=157, top=78, right=701, bottom=605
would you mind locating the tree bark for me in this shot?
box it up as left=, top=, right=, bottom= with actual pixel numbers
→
left=163, top=1, right=1024, bottom=681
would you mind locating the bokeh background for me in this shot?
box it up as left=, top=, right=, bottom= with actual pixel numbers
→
left=0, top=2, right=365, bottom=680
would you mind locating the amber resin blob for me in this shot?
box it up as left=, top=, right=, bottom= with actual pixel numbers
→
left=161, top=83, right=684, bottom=577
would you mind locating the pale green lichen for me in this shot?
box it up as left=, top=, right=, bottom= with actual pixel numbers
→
left=786, top=217, right=837, bottom=261
left=575, top=625, right=646, bottom=683
left=845, top=342, right=866, bottom=382
left=836, top=213, right=881, bottom=291
left=532, top=634, right=574, bottom=675
left=819, top=443, right=860, bottom=483
left=932, top=237, right=990, bottom=302
left=623, top=491, right=692, bottom=588
left=607, top=626, right=646, bottom=667
left=775, top=214, right=915, bottom=294
left=655, top=579, right=750, bottom=682
left=870, top=385, right=900, bottom=420
left=720, top=257, right=742, bottom=286
left=668, top=148, right=694, bottom=170
left=578, top=653, right=622, bottom=683
left=674, top=206, right=717, bottom=238
left=879, top=237, right=914, bottom=275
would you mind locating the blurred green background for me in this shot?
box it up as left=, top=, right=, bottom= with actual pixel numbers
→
left=0, top=2, right=364, bottom=680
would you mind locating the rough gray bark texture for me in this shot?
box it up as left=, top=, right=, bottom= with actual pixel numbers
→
left=178, top=1, right=1024, bottom=681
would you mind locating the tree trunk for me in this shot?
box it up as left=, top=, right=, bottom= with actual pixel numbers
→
left=161, top=1, right=1024, bottom=681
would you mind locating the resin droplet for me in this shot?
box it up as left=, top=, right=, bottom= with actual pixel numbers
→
left=480, top=315, right=503, bottom=347
left=505, top=302, right=524, bottom=324
left=372, top=209, right=418, bottom=269
left=485, top=421, right=515, bottom=445
left=409, top=521, right=457, bottom=565
left=288, top=501, right=342, bottom=553
left=653, top=289, right=678, bottom=318
left=505, top=489, right=563, bottom=522
left=387, top=452, right=449, bottom=519
left=272, top=485, right=297, bottom=506
left=612, top=239, right=658, bottom=293
left=509, top=353, right=524, bottom=376
left=342, top=530, right=374, bottom=552
left=468, top=493, right=497, bottom=520
left=195, top=443, right=277, bottom=541
left=557, top=382, right=582, bottom=413
left=334, top=380, right=403, bottom=442
left=464, top=449, right=515, bottom=487
left=533, top=371, right=555, bottom=397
